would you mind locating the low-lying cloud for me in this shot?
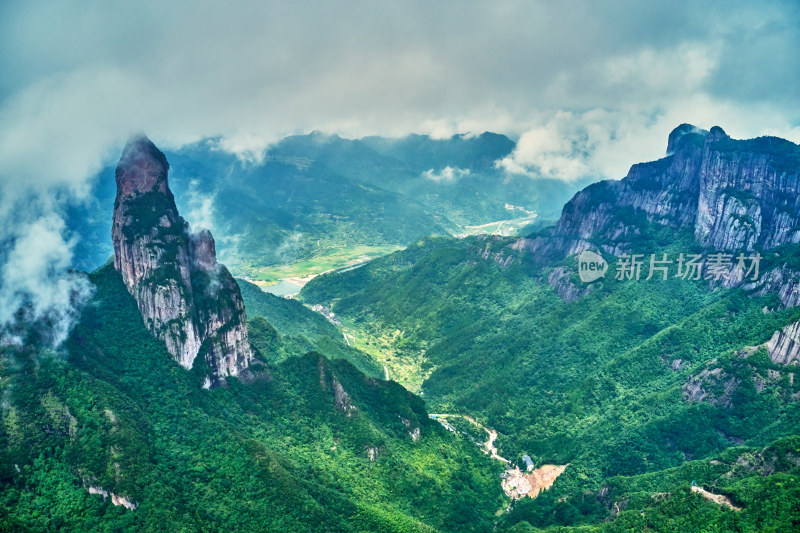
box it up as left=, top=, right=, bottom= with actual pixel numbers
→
left=184, top=179, right=217, bottom=233
left=422, top=166, right=470, bottom=183
left=0, top=0, right=798, bottom=343
left=0, top=212, right=94, bottom=347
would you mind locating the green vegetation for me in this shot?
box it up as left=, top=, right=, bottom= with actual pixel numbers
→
left=333, top=315, right=435, bottom=394
left=505, top=436, right=800, bottom=532
left=237, top=277, right=384, bottom=378
left=0, top=264, right=504, bottom=531
left=714, top=135, right=800, bottom=168
left=239, top=244, right=404, bottom=285
left=118, top=191, right=181, bottom=240
left=301, top=234, right=800, bottom=531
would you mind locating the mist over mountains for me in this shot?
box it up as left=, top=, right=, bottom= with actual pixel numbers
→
left=67, top=131, right=587, bottom=273
left=2, top=1, right=800, bottom=531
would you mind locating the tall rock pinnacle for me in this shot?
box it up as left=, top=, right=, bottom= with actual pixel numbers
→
left=112, top=135, right=252, bottom=387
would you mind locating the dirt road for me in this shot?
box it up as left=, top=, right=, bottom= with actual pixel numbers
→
left=429, top=413, right=509, bottom=463
left=691, top=486, right=741, bottom=511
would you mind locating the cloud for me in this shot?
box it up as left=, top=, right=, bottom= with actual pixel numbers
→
left=1, top=2, right=797, bottom=169
left=0, top=213, right=94, bottom=347
left=0, top=0, right=797, bottom=341
left=274, top=232, right=304, bottom=263
left=422, top=166, right=470, bottom=183
left=184, top=180, right=217, bottom=233
left=211, top=135, right=269, bottom=165
left=498, top=94, right=800, bottom=183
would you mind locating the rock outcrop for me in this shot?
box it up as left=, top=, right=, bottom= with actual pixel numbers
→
left=766, top=320, right=800, bottom=366
left=666, top=124, right=709, bottom=155
left=515, top=124, right=800, bottom=305
left=682, top=365, right=740, bottom=408
left=521, top=125, right=800, bottom=261
left=112, top=135, right=252, bottom=386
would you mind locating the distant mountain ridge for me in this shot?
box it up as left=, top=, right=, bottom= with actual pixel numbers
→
left=68, top=131, right=584, bottom=273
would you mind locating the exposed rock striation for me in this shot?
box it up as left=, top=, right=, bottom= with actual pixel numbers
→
left=766, top=320, right=800, bottom=366
left=515, top=124, right=800, bottom=305
left=112, top=135, right=252, bottom=386
left=521, top=125, right=800, bottom=260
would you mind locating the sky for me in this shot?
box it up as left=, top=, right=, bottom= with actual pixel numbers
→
left=0, top=0, right=798, bottom=343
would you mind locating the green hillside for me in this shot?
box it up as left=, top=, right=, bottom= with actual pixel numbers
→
left=300, top=235, right=800, bottom=530
left=237, top=277, right=384, bottom=378
left=0, top=264, right=503, bottom=531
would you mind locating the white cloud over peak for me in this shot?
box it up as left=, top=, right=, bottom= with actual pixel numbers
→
left=0, top=0, right=798, bottom=343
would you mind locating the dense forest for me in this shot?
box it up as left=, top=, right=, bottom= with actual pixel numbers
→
left=301, top=233, right=800, bottom=531
left=0, top=264, right=504, bottom=531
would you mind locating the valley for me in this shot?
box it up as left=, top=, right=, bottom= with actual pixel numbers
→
left=4, top=2, right=798, bottom=531
left=237, top=211, right=538, bottom=298
left=330, top=317, right=435, bottom=394
left=429, top=413, right=510, bottom=463
left=238, top=244, right=404, bottom=296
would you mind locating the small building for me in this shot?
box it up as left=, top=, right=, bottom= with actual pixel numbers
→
left=522, top=455, right=534, bottom=471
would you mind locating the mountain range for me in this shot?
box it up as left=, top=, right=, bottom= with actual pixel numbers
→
left=300, top=124, right=800, bottom=530
left=67, top=132, right=584, bottom=277
left=2, top=124, right=800, bottom=531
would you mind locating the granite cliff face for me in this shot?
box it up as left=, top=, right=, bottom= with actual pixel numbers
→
left=112, top=135, right=252, bottom=386
left=521, top=125, right=800, bottom=261
left=766, top=320, right=800, bottom=366
left=515, top=125, right=800, bottom=301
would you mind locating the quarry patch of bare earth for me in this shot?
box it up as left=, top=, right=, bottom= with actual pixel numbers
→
left=429, top=414, right=567, bottom=501
left=502, top=464, right=569, bottom=500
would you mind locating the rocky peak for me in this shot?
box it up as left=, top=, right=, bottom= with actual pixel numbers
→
left=190, top=230, right=217, bottom=272
left=667, top=123, right=709, bottom=155
left=115, top=135, right=171, bottom=198
left=521, top=125, right=800, bottom=262
left=112, top=135, right=253, bottom=386
left=514, top=124, right=800, bottom=309
left=707, top=125, right=729, bottom=142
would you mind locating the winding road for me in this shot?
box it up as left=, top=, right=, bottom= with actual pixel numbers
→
left=429, top=413, right=509, bottom=463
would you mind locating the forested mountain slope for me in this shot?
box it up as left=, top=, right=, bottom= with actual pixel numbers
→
left=300, top=126, right=800, bottom=531
left=0, top=264, right=504, bottom=531
left=1, top=136, right=507, bottom=532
